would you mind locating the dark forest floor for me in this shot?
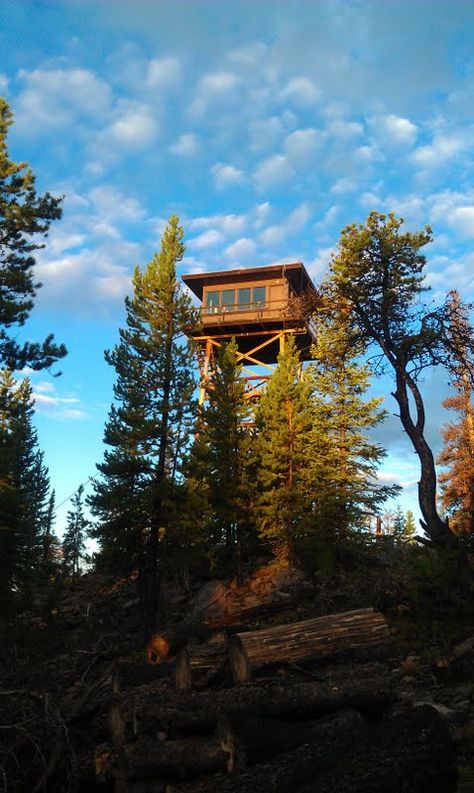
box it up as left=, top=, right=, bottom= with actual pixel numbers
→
left=1, top=542, right=473, bottom=791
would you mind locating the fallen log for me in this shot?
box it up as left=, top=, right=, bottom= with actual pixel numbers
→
left=95, top=735, right=229, bottom=783
left=228, top=607, right=390, bottom=683
left=174, top=704, right=455, bottom=793
left=167, top=709, right=366, bottom=793
left=217, top=707, right=364, bottom=768
left=95, top=708, right=365, bottom=783
left=134, top=671, right=391, bottom=737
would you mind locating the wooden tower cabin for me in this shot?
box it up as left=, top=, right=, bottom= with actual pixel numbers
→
left=182, top=262, right=318, bottom=405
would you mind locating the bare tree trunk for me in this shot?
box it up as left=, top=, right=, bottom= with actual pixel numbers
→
left=392, top=363, right=451, bottom=544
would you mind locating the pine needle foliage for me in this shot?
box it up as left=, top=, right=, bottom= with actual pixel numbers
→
left=0, top=371, right=52, bottom=619
left=255, top=336, right=313, bottom=562
left=309, top=309, right=400, bottom=536
left=0, top=99, right=66, bottom=371
left=194, top=339, right=256, bottom=579
left=89, top=216, right=198, bottom=635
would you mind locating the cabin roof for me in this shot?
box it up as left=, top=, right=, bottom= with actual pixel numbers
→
left=182, top=261, right=315, bottom=300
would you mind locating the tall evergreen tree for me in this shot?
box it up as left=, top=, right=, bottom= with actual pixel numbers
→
left=0, top=371, right=52, bottom=618
left=404, top=510, right=416, bottom=542
left=62, top=485, right=87, bottom=581
left=0, top=99, right=66, bottom=371
left=437, top=381, right=474, bottom=534
left=326, top=212, right=474, bottom=545
left=391, top=504, right=406, bottom=542
left=89, top=216, right=198, bottom=636
left=310, top=310, right=399, bottom=536
left=255, top=336, right=313, bottom=562
left=437, top=291, right=474, bottom=535
left=194, top=339, right=255, bottom=580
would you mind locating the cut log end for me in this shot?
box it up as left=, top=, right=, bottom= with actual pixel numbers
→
left=228, top=635, right=251, bottom=685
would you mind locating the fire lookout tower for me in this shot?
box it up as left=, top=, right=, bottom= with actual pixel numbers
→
left=182, top=261, right=317, bottom=404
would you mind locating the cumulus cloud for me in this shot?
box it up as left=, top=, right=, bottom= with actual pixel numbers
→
left=224, top=237, right=257, bottom=263
left=306, top=246, right=334, bottom=280
left=284, top=127, right=321, bottom=168
left=190, top=70, right=240, bottom=116
left=212, top=163, right=245, bottom=189
left=146, top=56, right=181, bottom=90
left=169, top=133, right=199, bottom=156
left=253, top=154, right=293, bottom=190
left=248, top=116, right=286, bottom=153
left=328, top=119, right=364, bottom=140
left=228, top=42, right=268, bottom=66
left=260, top=202, right=312, bottom=246
left=411, top=133, right=467, bottom=169
left=429, top=190, right=474, bottom=237
left=15, top=67, right=112, bottom=132
left=371, top=113, right=418, bottom=145
left=188, top=213, right=247, bottom=236
left=280, top=76, right=320, bottom=106
left=189, top=229, right=225, bottom=250
left=330, top=177, right=357, bottom=194
left=104, top=101, right=158, bottom=149
left=88, top=185, right=145, bottom=223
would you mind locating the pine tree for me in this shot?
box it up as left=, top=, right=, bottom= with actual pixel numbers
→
left=0, top=371, right=52, bottom=618
left=89, top=216, right=198, bottom=635
left=392, top=504, right=406, bottom=542
left=327, top=211, right=467, bottom=545
left=195, top=339, right=255, bottom=580
left=62, top=485, right=88, bottom=581
left=404, top=510, right=416, bottom=542
left=255, top=336, right=313, bottom=562
left=309, top=310, right=399, bottom=537
left=0, top=99, right=66, bottom=371
left=437, top=382, right=474, bottom=534
left=436, top=291, right=474, bottom=535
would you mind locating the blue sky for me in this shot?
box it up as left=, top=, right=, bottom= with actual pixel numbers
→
left=1, top=0, right=474, bottom=533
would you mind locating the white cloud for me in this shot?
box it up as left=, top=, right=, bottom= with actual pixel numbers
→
left=253, top=202, right=272, bottom=229
left=284, top=128, right=321, bottom=167
left=228, top=42, right=268, bottom=66
left=212, top=163, right=245, bottom=189
left=306, top=246, right=334, bottom=280
left=169, top=133, right=199, bottom=156
left=88, top=185, right=145, bottom=223
left=224, top=237, right=257, bottom=263
left=32, top=388, right=87, bottom=420
left=248, top=116, right=286, bottom=153
left=429, top=192, right=474, bottom=237
left=104, top=102, right=158, bottom=149
left=16, top=67, right=112, bottom=131
left=328, top=119, right=364, bottom=140
left=315, top=205, right=339, bottom=235
left=445, top=206, right=474, bottom=237
left=411, top=133, right=467, bottom=169
left=280, top=77, right=320, bottom=106
left=330, top=177, right=357, bottom=194
left=146, top=56, right=181, bottom=90
left=253, top=154, right=293, bottom=190
left=199, top=71, right=240, bottom=93
left=260, top=202, right=312, bottom=246
left=188, top=213, right=247, bottom=236
left=189, top=229, right=225, bottom=250
left=0, top=73, right=8, bottom=93
left=190, top=70, right=240, bottom=116
left=372, top=113, right=418, bottom=145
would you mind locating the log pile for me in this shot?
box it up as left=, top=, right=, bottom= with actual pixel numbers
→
left=90, top=607, right=457, bottom=792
